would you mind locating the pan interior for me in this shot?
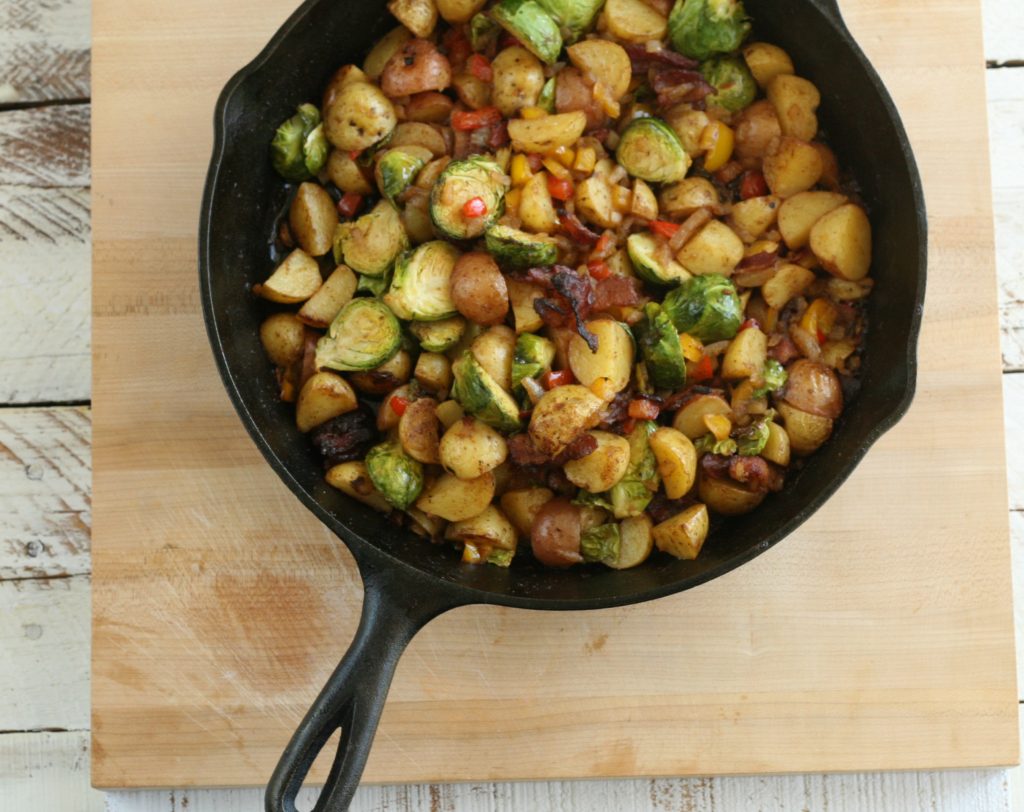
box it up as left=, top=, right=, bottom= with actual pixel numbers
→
left=201, top=0, right=923, bottom=608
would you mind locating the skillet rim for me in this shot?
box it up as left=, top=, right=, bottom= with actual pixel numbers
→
left=198, top=0, right=927, bottom=612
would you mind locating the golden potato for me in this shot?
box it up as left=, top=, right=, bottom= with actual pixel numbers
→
left=782, top=359, right=843, bottom=419
left=387, top=0, right=437, bottom=38
left=389, top=121, right=448, bottom=157
left=664, top=106, right=710, bottom=156
left=564, top=431, right=631, bottom=493
left=659, top=177, right=719, bottom=217
left=508, top=279, right=546, bottom=333
left=325, top=462, right=392, bottom=512
left=763, top=137, right=823, bottom=199
left=415, top=471, right=496, bottom=521
left=766, top=74, right=820, bottom=141
left=451, top=252, right=510, bottom=327
left=446, top=505, right=518, bottom=550
left=761, top=262, right=816, bottom=309
left=574, top=174, right=621, bottom=230
left=698, top=474, right=765, bottom=516
left=492, top=46, right=546, bottom=117
left=672, top=393, right=731, bottom=439
left=439, top=417, right=509, bottom=479
left=452, top=72, right=492, bottom=110
left=603, top=0, right=668, bottom=42
left=809, top=203, right=872, bottom=281
left=649, top=428, right=697, bottom=499
left=733, top=99, right=782, bottom=164
left=743, top=42, right=794, bottom=88
left=296, top=371, right=358, bottom=432
left=630, top=178, right=659, bottom=220
left=324, top=81, right=397, bottom=152
left=259, top=312, right=306, bottom=367
left=519, top=170, right=559, bottom=233
left=398, top=396, right=441, bottom=463
left=500, top=488, right=554, bottom=537
left=298, top=265, right=357, bottom=328
left=728, top=195, right=781, bottom=242
left=762, top=420, right=791, bottom=466
left=436, top=0, right=486, bottom=23
left=349, top=349, right=412, bottom=395
left=721, top=326, right=767, bottom=381
left=509, top=111, right=587, bottom=153
left=529, top=384, right=605, bottom=456
left=289, top=183, right=339, bottom=257
left=435, top=399, right=465, bottom=429
left=362, top=26, right=413, bottom=79
left=608, top=515, right=654, bottom=569
left=471, top=325, right=516, bottom=392
left=255, top=249, right=321, bottom=304
left=653, top=503, right=709, bottom=559
left=675, top=220, right=744, bottom=277
left=568, top=319, right=634, bottom=392
left=776, top=401, right=833, bottom=455
left=378, top=384, right=413, bottom=431
left=777, top=191, right=848, bottom=249
left=326, top=149, right=374, bottom=194
left=567, top=40, right=631, bottom=101
left=414, top=352, right=452, bottom=393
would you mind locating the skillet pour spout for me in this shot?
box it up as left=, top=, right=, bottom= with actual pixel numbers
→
left=199, top=0, right=926, bottom=808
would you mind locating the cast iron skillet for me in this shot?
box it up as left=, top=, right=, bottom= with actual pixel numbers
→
left=200, top=0, right=925, bottom=808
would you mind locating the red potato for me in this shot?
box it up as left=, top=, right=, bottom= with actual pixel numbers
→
left=733, top=100, right=782, bottom=165
left=380, top=40, right=452, bottom=98
left=782, top=359, right=843, bottom=419
left=531, top=498, right=583, bottom=567
left=450, top=252, right=509, bottom=326
left=555, top=67, right=606, bottom=130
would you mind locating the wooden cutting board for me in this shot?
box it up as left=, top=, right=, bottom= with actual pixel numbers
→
left=91, top=0, right=1017, bottom=788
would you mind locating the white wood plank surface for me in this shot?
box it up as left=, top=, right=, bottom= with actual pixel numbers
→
left=0, top=731, right=105, bottom=812
left=0, top=0, right=90, bottom=105
left=983, top=0, right=1023, bottom=65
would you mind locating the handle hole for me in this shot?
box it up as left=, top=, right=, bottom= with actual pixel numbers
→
left=294, top=727, right=344, bottom=812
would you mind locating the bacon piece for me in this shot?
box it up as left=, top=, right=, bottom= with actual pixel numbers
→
left=310, top=409, right=376, bottom=469
left=736, top=250, right=778, bottom=272
left=646, top=492, right=697, bottom=525
left=553, top=432, right=598, bottom=465
left=729, top=455, right=785, bottom=493
left=560, top=211, right=602, bottom=245
left=508, top=432, right=550, bottom=466
left=593, top=275, right=643, bottom=312
left=650, top=68, right=714, bottom=107
left=767, top=335, right=799, bottom=365
left=700, top=452, right=733, bottom=481
left=623, top=43, right=699, bottom=72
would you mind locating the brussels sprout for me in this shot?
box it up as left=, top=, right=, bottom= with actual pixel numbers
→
left=470, top=12, right=501, bottom=50
left=694, top=434, right=737, bottom=455
left=485, top=224, right=558, bottom=269
left=315, top=298, right=402, bottom=372
left=492, top=0, right=564, bottom=65
left=383, top=241, right=460, bottom=321
left=661, top=274, right=742, bottom=343
left=486, top=547, right=516, bottom=567
left=451, top=351, right=523, bottom=433
left=637, top=303, right=687, bottom=390
left=752, top=358, right=787, bottom=398
left=271, top=103, right=329, bottom=181
left=701, top=55, right=757, bottom=112
left=429, top=156, right=508, bottom=240
left=610, top=419, right=659, bottom=518
left=511, top=332, right=556, bottom=393
left=365, top=440, right=424, bottom=510
left=572, top=490, right=615, bottom=512
left=535, top=0, right=605, bottom=43
left=537, top=76, right=557, bottom=112
left=668, top=0, right=751, bottom=61
left=375, top=147, right=429, bottom=204
left=356, top=269, right=391, bottom=296
left=616, top=118, right=690, bottom=184
left=581, top=523, right=621, bottom=565
left=735, top=418, right=770, bottom=456
left=334, top=199, right=409, bottom=276
left=409, top=316, right=467, bottom=352
left=626, top=231, right=691, bottom=286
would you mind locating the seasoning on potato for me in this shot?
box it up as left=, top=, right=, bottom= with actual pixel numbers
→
left=256, top=0, right=873, bottom=570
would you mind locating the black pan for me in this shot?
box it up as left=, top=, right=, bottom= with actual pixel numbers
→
left=200, top=1, right=925, bottom=808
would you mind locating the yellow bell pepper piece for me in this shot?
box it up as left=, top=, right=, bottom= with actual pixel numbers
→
left=800, top=298, right=839, bottom=343
left=520, top=106, right=547, bottom=120
left=700, top=121, right=735, bottom=172
left=704, top=413, right=732, bottom=441
left=510, top=153, right=532, bottom=187
left=542, top=156, right=571, bottom=179
left=589, top=376, right=619, bottom=402
left=550, top=145, right=576, bottom=167
left=461, top=541, right=484, bottom=564
left=679, top=333, right=704, bottom=362
left=573, top=146, right=597, bottom=174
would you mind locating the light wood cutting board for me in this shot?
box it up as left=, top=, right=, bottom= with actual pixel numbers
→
left=91, top=0, right=1018, bottom=788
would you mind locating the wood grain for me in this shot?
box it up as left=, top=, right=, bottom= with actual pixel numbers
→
left=1007, top=376, right=1024, bottom=512
left=0, top=0, right=90, bottom=105
left=0, top=407, right=91, bottom=579
left=0, top=105, right=90, bottom=187
left=0, top=731, right=105, bottom=812
left=89, top=0, right=1017, bottom=790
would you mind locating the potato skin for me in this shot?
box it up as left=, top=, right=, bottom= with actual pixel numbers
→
left=436, top=0, right=487, bottom=23
left=781, top=359, right=843, bottom=419
left=529, top=385, right=605, bottom=456
left=450, top=252, right=509, bottom=326
left=531, top=498, right=583, bottom=567
left=416, top=471, right=496, bottom=521
left=260, top=312, right=306, bottom=367
left=296, top=371, right=358, bottom=433
left=733, top=100, right=782, bottom=165
left=398, top=396, right=441, bottom=464
left=439, top=417, right=509, bottom=479
left=405, top=91, right=455, bottom=123
left=492, top=46, right=545, bottom=117
left=289, top=182, right=338, bottom=257
left=563, top=431, right=631, bottom=493
left=381, top=39, right=452, bottom=98
left=556, top=67, right=606, bottom=130
left=324, top=81, right=397, bottom=152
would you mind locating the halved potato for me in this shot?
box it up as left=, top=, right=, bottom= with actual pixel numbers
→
left=362, top=26, right=413, bottom=79
left=762, top=420, right=791, bottom=466
left=446, top=505, right=517, bottom=550
left=761, top=262, right=816, bottom=309
left=809, top=203, right=872, bottom=281
left=398, top=397, right=441, bottom=464
left=743, top=42, right=794, bottom=88
left=564, top=431, right=631, bottom=493
left=603, top=0, right=668, bottom=42
left=721, top=326, right=767, bottom=381
left=260, top=312, right=306, bottom=367
left=777, top=191, right=848, bottom=249
left=439, top=417, right=508, bottom=479
left=529, top=384, right=605, bottom=456
left=296, top=371, right=358, bottom=432
left=415, top=471, right=496, bottom=521
left=298, top=265, right=358, bottom=328
left=255, top=249, right=322, bottom=303
left=500, top=487, right=554, bottom=537
left=289, top=182, right=340, bottom=257
left=673, top=393, right=732, bottom=439
left=728, top=195, right=781, bottom=242
left=649, top=428, right=697, bottom=499
left=378, top=384, right=413, bottom=431
left=435, top=399, right=465, bottom=429
left=509, top=111, right=587, bottom=153
left=508, top=279, right=546, bottom=333
left=776, top=401, right=833, bottom=455
left=387, top=0, right=437, bottom=37
left=414, top=352, right=453, bottom=393
left=766, top=74, right=820, bottom=141
left=519, top=171, right=559, bottom=233
left=568, top=319, right=634, bottom=392
left=390, top=121, right=448, bottom=157
left=653, top=503, right=709, bottom=559
left=763, top=137, right=823, bottom=199
left=325, top=461, right=392, bottom=512
left=567, top=40, right=631, bottom=101
left=326, top=149, right=375, bottom=195
left=676, top=220, right=744, bottom=277
left=659, top=177, right=719, bottom=217
left=471, top=325, right=517, bottom=392
left=608, top=515, right=654, bottom=569
left=436, top=0, right=487, bottom=23
left=698, top=474, right=765, bottom=516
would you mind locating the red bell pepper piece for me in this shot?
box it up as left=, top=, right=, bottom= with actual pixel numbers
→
left=649, top=220, right=680, bottom=240
left=451, top=106, right=502, bottom=131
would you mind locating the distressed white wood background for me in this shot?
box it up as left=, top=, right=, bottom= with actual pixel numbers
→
left=0, top=0, right=1020, bottom=809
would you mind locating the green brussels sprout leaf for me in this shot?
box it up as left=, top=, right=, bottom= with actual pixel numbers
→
left=334, top=199, right=409, bottom=276
left=694, top=434, right=738, bottom=455
left=668, top=0, right=751, bottom=61
left=470, top=12, right=501, bottom=51
left=701, top=55, right=757, bottom=112
left=752, top=358, right=787, bottom=398
left=365, top=440, right=424, bottom=510
left=451, top=351, right=523, bottom=433
left=637, top=303, right=687, bottom=390
left=661, top=273, right=743, bottom=343
left=581, top=523, right=622, bottom=565
left=409, top=316, right=467, bottom=352
left=383, top=240, right=460, bottom=321
left=271, top=104, right=326, bottom=181
left=616, top=118, right=690, bottom=184
left=485, top=224, right=558, bottom=269
left=627, top=231, right=691, bottom=286
left=734, top=418, right=770, bottom=456
left=430, top=156, right=508, bottom=240
left=610, top=420, right=659, bottom=518
left=492, top=0, right=564, bottom=65
left=512, top=332, right=557, bottom=393
left=315, top=298, right=402, bottom=372
left=535, top=0, right=605, bottom=43
left=538, top=76, right=557, bottom=112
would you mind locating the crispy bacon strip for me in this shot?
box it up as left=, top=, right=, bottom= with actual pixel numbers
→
left=623, top=43, right=699, bottom=72
left=560, top=211, right=602, bottom=245
left=593, top=275, right=643, bottom=312
left=649, top=68, right=715, bottom=107
left=729, top=456, right=785, bottom=493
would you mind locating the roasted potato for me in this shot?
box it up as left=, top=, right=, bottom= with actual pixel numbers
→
left=446, top=505, right=518, bottom=550
left=675, top=220, right=744, bottom=277
left=260, top=312, right=306, bottom=367
left=762, top=420, right=791, bottom=466
left=653, top=503, right=709, bottom=559
left=255, top=249, right=322, bottom=304
left=733, top=99, right=782, bottom=165
left=492, top=46, right=546, bottom=117
left=568, top=319, right=634, bottom=392
left=809, top=203, right=872, bottom=281
left=529, top=385, right=605, bottom=456
left=530, top=498, right=583, bottom=567
left=777, top=191, right=848, bottom=249
left=743, top=42, right=794, bottom=88
left=507, top=279, right=546, bottom=333
left=398, top=396, right=442, bottom=463
left=603, top=0, right=668, bottom=42
left=416, top=471, right=496, bottom=521
left=439, top=417, right=509, bottom=479
left=608, top=515, right=654, bottom=569
left=564, top=431, right=631, bottom=493
left=325, top=461, right=393, bottom=512
left=363, top=26, right=413, bottom=79
left=721, top=326, right=767, bottom=381
left=451, top=252, right=510, bottom=326
left=471, top=325, right=517, bottom=392
left=414, top=352, right=453, bottom=393
left=761, top=262, right=816, bottom=309
left=776, top=401, right=833, bottom=455
left=323, top=81, right=397, bottom=152
left=781, top=359, right=843, bottom=419
left=387, top=0, right=438, bottom=38
left=519, top=170, right=559, bottom=233
left=673, top=393, right=731, bottom=439
left=767, top=74, right=820, bottom=141
left=698, top=474, right=765, bottom=516
left=649, top=428, right=698, bottom=499
left=500, top=487, right=554, bottom=537
left=728, top=195, right=781, bottom=242
left=436, top=0, right=486, bottom=23
left=389, top=121, right=449, bottom=157
left=298, top=265, right=357, bottom=328
left=566, top=39, right=631, bottom=101
left=660, top=177, right=719, bottom=217
left=326, top=149, right=374, bottom=194
left=763, top=137, right=823, bottom=199
left=296, top=371, right=358, bottom=432
left=509, top=111, right=587, bottom=153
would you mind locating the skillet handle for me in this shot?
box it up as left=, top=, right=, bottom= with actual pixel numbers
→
left=265, top=561, right=457, bottom=812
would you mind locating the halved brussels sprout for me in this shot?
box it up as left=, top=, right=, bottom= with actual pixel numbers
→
left=701, top=55, right=757, bottom=112
left=627, top=231, right=691, bottom=286
left=616, top=118, right=690, bottom=184
left=365, top=440, right=424, bottom=510
left=661, top=273, right=742, bottom=343
left=409, top=315, right=467, bottom=352
left=668, top=0, right=751, bottom=60
left=451, top=351, right=523, bottom=433
left=315, top=298, right=402, bottom=372
left=383, top=240, right=461, bottom=321
left=536, top=0, right=605, bottom=43
left=511, top=332, right=556, bottom=393
left=492, top=0, right=564, bottom=65
left=609, top=419, right=659, bottom=519
left=429, top=156, right=508, bottom=240
left=334, top=199, right=409, bottom=276
left=637, top=303, right=687, bottom=390
left=734, top=418, right=769, bottom=456
left=470, top=11, right=501, bottom=51
left=752, top=357, right=787, bottom=397
left=375, top=146, right=431, bottom=204
left=356, top=269, right=391, bottom=296
left=537, top=76, right=556, bottom=112
left=485, top=223, right=558, bottom=269
left=271, top=103, right=329, bottom=181
left=580, top=523, right=621, bottom=565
